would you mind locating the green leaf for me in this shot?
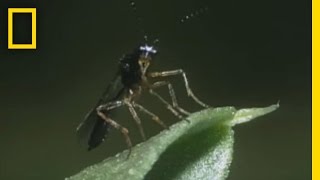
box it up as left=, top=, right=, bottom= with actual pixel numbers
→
left=66, top=104, right=279, bottom=180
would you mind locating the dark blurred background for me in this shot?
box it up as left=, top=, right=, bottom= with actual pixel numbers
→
left=0, top=0, right=310, bottom=179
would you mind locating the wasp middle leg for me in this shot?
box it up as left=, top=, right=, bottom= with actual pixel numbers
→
left=148, top=89, right=184, bottom=119
left=151, top=81, right=190, bottom=116
left=125, top=102, right=146, bottom=141
left=133, top=102, right=168, bottom=129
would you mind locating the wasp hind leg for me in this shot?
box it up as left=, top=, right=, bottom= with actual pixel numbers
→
left=96, top=101, right=133, bottom=158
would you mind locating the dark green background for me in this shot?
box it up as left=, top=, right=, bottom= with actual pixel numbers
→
left=0, top=0, right=310, bottom=179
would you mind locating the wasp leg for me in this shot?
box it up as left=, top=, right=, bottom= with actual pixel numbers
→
left=96, top=101, right=132, bottom=157
left=133, top=102, right=168, bottom=129
left=149, top=89, right=184, bottom=119
left=126, top=102, right=146, bottom=141
left=149, top=69, right=210, bottom=108
left=97, top=100, right=124, bottom=111
left=152, top=81, right=190, bottom=116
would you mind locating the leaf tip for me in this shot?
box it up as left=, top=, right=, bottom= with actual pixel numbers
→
left=229, top=103, right=279, bottom=126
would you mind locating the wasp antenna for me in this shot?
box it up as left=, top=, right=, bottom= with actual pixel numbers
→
left=153, top=38, right=160, bottom=44
left=144, top=35, right=148, bottom=42
left=180, top=7, right=209, bottom=24
left=129, top=0, right=149, bottom=42
left=129, top=0, right=139, bottom=13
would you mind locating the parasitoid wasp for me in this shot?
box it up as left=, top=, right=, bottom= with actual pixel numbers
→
left=76, top=1, right=210, bottom=155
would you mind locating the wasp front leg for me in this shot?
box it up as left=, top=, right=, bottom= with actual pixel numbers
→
left=148, top=69, right=210, bottom=108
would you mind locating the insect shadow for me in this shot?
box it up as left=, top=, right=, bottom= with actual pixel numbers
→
left=76, top=1, right=210, bottom=157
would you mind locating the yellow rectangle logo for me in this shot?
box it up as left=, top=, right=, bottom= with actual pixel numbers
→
left=8, top=8, right=36, bottom=49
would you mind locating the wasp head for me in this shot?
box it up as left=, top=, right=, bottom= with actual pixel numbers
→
left=138, top=44, right=157, bottom=73
left=139, top=44, right=157, bottom=58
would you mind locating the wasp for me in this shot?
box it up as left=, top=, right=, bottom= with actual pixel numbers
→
left=76, top=1, right=209, bottom=155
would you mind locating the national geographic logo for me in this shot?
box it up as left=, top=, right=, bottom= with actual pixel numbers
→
left=8, top=8, right=36, bottom=50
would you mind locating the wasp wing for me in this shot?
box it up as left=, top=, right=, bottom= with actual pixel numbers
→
left=76, top=71, right=124, bottom=150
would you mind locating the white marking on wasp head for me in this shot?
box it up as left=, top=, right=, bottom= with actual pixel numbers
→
left=139, top=45, right=157, bottom=57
